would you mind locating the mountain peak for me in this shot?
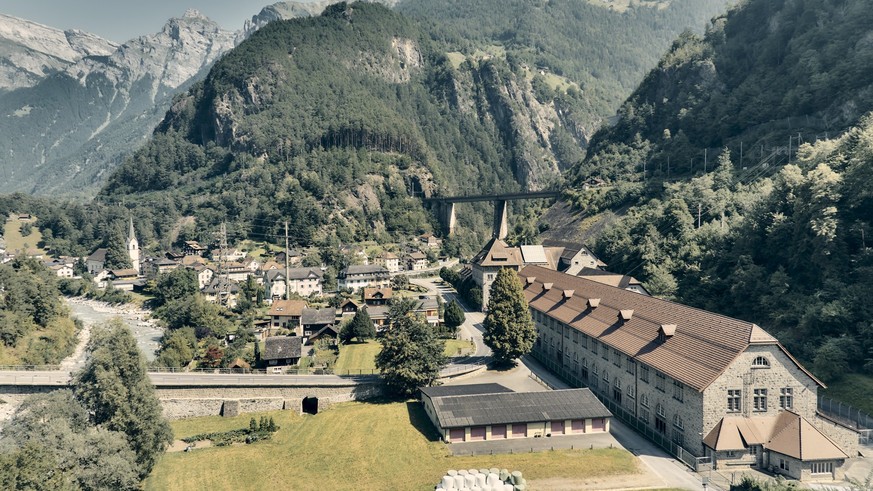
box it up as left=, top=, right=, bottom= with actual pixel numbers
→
left=182, top=8, right=207, bottom=19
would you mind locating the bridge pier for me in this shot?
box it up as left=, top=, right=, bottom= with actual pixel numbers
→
left=444, top=202, right=457, bottom=236
left=493, top=200, right=509, bottom=240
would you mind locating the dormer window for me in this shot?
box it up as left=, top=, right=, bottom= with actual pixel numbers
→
left=752, top=356, right=770, bottom=368
left=562, top=289, right=574, bottom=299
left=658, top=324, right=676, bottom=342
left=525, top=277, right=536, bottom=285
left=619, top=310, right=633, bottom=322
left=543, top=283, right=553, bottom=291
left=587, top=298, right=600, bottom=309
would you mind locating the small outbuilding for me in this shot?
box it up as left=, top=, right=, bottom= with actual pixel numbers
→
left=421, top=384, right=612, bottom=443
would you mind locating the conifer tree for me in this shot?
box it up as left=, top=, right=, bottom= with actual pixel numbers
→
left=443, top=300, right=465, bottom=334
left=74, top=319, right=173, bottom=479
left=483, top=268, right=536, bottom=365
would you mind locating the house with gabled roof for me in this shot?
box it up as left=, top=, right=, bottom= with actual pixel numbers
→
left=268, top=299, right=307, bottom=335
left=519, top=265, right=857, bottom=481
left=262, top=336, right=303, bottom=366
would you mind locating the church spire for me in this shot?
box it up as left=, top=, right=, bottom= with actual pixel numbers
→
left=128, top=216, right=136, bottom=242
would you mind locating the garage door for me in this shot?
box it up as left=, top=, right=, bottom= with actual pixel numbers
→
left=551, top=421, right=565, bottom=435
left=512, top=424, right=527, bottom=438
left=491, top=425, right=506, bottom=439
left=571, top=419, right=586, bottom=433
left=470, top=426, right=486, bottom=441
left=591, top=418, right=605, bottom=432
left=449, top=428, right=465, bottom=442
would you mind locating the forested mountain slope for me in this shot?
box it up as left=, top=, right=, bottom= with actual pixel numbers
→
left=554, top=0, right=873, bottom=384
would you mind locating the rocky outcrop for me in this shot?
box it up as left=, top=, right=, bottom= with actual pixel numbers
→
left=0, top=14, right=117, bottom=93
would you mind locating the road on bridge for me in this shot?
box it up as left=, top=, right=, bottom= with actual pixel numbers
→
left=0, top=371, right=380, bottom=387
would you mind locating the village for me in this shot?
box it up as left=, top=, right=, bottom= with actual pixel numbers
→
left=3, top=210, right=871, bottom=490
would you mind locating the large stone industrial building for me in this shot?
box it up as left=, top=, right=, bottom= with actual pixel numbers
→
left=520, top=265, right=858, bottom=481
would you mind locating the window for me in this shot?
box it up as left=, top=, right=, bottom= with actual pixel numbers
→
left=640, top=365, right=649, bottom=383
left=592, top=340, right=598, bottom=355
left=627, top=385, right=635, bottom=399
left=613, top=385, right=622, bottom=404
left=780, top=388, right=793, bottom=409
left=640, top=393, right=649, bottom=408
left=613, top=349, right=621, bottom=367
left=728, top=389, right=742, bottom=412
left=811, top=462, right=833, bottom=474
left=656, top=403, right=666, bottom=418
left=564, top=326, right=569, bottom=338
left=655, top=372, right=666, bottom=392
left=753, top=388, right=768, bottom=411
left=752, top=356, right=770, bottom=368
left=580, top=334, right=588, bottom=349
left=672, top=428, right=684, bottom=446
left=573, top=331, right=579, bottom=344
left=673, top=381, right=684, bottom=402
left=779, top=458, right=789, bottom=471
left=726, top=451, right=737, bottom=458
left=603, top=370, right=610, bottom=385
left=626, top=357, right=635, bottom=375
left=673, top=414, right=684, bottom=430
left=640, top=408, right=649, bottom=424
left=614, top=379, right=621, bottom=390
left=602, top=344, right=609, bottom=361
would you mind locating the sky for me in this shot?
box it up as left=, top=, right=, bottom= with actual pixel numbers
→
left=2, top=0, right=302, bottom=43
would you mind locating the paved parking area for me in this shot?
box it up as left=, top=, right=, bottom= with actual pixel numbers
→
left=447, top=432, right=622, bottom=456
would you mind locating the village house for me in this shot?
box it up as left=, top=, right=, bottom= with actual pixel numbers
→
left=339, top=298, right=361, bottom=317
left=85, top=248, right=108, bottom=274
left=263, top=270, right=287, bottom=301
left=142, top=257, right=180, bottom=278
left=363, top=287, right=392, bottom=306
left=268, top=299, right=307, bottom=335
left=420, top=233, right=442, bottom=249
left=224, top=262, right=255, bottom=282
left=44, top=259, right=75, bottom=278
left=201, top=277, right=240, bottom=307
left=211, top=248, right=247, bottom=262
left=374, top=251, right=401, bottom=273
left=520, top=265, right=857, bottom=481
left=543, top=240, right=606, bottom=275
left=263, top=267, right=324, bottom=301
left=301, top=307, right=336, bottom=337
left=274, top=250, right=303, bottom=266
left=407, top=251, right=428, bottom=271
left=182, top=241, right=208, bottom=256
left=576, top=268, right=650, bottom=296
left=421, top=384, right=612, bottom=443
left=338, top=265, right=390, bottom=291
left=187, top=264, right=214, bottom=290
left=366, top=295, right=440, bottom=329
left=262, top=336, right=303, bottom=367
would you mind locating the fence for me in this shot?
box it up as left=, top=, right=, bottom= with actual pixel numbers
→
left=142, top=360, right=486, bottom=378
left=530, top=349, right=703, bottom=471
left=818, top=396, right=873, bottom=444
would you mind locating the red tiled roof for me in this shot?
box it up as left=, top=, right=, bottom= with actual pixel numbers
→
left=520, top=266, right=823, bottom=392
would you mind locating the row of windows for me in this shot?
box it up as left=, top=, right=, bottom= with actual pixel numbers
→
left=727, top=387, right=793, bottom=412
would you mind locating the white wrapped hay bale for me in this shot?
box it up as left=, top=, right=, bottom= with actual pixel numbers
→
left=442, top=475, right=455, bottom=489
left=486, top=473, right=500, bottom=486
left=499, top=469, right=509, bottom=481
left=454, top=475, right=465, bottom=489
left=459, top=470, right=469, bottom=476
left=465, top=474, right=476, bottom=488
left=475, top=473, right=486, bottom=487
left=468, top=469, right=479, bottom=475
left=448, top=470, right=458, bottom=477
left=510, top=471, right=523, bottom=485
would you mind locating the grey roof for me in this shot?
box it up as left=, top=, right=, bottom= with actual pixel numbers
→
left=340, top=265, right=389, bottom=277
left=287, top=267, right=323, bottom=280
left=429, top=388, right=611, bottom=429
left=262, top=336, right=303, bottom=361
left=202, top=277, right=240, bottom=294
left=87, top=248, right=107, bottom=262
left=420, top=383, right=512, bottom=399
left=301, top=307, right=335, bottom=326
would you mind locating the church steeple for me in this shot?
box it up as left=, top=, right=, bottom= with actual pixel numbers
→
left=127, top=216, right=140, bottom=273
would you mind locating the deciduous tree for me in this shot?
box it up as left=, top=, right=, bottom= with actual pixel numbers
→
left=376, top=301, right=446, bottom=395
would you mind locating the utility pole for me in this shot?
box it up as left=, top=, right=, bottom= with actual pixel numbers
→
left=284, top=221, right=290, bottom=300
left=218, top=222, right=229, bottom=307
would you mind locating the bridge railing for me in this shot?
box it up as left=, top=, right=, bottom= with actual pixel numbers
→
left=0, top=365, right=62, bottom=371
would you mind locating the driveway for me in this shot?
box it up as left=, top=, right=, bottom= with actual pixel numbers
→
left=411, top=277, right=490, bottom=358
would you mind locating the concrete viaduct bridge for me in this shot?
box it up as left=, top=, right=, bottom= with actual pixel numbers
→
left=423, top=190, right=561, bottom=239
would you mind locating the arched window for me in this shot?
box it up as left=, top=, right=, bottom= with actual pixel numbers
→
left=656, top=403, right=665, bottom=418
left=752, top=356, right=770, bottom=368
left=614, top=379, right=621, bottom=390
left=673, top=414, right=684, bottom=429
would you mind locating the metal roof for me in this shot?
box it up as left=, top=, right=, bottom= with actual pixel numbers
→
left=430, top=388, right=611, bottom=429
left=420, top=383, right=512, bottom=399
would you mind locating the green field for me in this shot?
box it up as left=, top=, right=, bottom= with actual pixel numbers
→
left=3, top=218, right=46, bottom=255
left=334, top=341, right=381, bottom=372
left=334, top=339, right=475, bottom=373
left=147, top=401, right=639, bottom=491
left=821, top=373, right=873, bottom=415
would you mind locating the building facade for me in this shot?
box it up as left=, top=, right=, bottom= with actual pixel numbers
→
left=338, top=265, right=390, bottom=291
left=520, top=265, right=856, bottom=481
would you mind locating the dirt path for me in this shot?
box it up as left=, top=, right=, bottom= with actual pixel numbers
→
left=59, top=319, right=91, bottom=372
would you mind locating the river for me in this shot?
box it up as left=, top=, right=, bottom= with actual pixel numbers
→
left=65, top=298, right=163, bottom=361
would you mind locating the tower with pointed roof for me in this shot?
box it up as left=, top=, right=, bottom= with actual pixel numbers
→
left=127, top=217, right=140, bottom=273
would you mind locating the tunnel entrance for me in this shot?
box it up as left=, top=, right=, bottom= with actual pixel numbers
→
left=302, top=396, right=319, bottom=415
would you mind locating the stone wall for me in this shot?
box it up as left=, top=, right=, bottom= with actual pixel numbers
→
left=813, top=414, right=861, bottom=457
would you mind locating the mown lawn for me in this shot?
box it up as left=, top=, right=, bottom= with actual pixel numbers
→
left=334, top=341, right=380, bottom=373
left=335, top=339, right=475, bottom=373
left=821, top=373, right=873, bottom=415
left=147, top=401, right=639, bottom=491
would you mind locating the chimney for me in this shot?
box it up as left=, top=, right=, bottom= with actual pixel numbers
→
left=525, top=276, right=536, bottom=286
left=587, top=298, right=600, bottom=309
left=619, top=309, right=634, bottom=322
left=562, top=289, right=575, bottom=299
left=542, top=283, right=553, bottom=291
left=659, top=324, right=676, bottom=338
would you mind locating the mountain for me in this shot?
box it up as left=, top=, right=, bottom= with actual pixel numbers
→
left=549, top=0, right=873, bottom=385
left=0, top=14, right=116, bottom=93
left=0, top=10, right=238, bottom=195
